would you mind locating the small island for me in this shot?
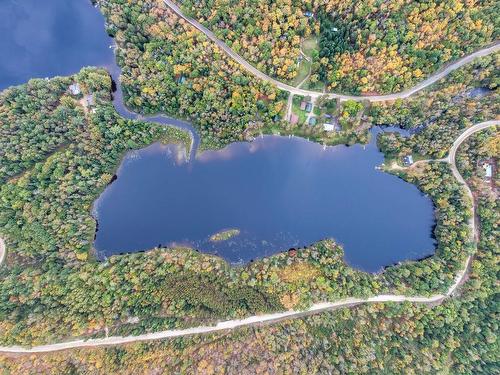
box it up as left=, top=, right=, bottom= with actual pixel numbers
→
left=209, top=229, right=241, bottom=242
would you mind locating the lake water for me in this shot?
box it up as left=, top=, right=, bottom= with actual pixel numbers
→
left=94, top=130, right=436, bottom=271
left=1, top=0, right=436, bottom=272
left=0, top=0, right=114, bottom=90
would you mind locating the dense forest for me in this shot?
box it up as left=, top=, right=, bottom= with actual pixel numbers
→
left=316, top=0, right=499, bottom=93
left=373, top=52, right=499, bottom=159
left=180, top=0, right=311, bottom=82
left=0, top=0, right=498, bottom=370
left=178, top=0, right=499, bottom=93
left=1, top=130, right=497, bottom=373
left=96, top=0, right=286, bottom=150
left=0, top=52, right=496, bottom=346
left=0, top=76, right=85, bottom=181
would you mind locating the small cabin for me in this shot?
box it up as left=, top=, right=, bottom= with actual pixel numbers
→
left=484, top=164, right=493, bottom=178
left=323, top=123, right=339, bottom=132
left=403, top=155, right=414, bottom=166
left=175, top=75, right=186, bottom=84
left=478, top=159, right=495, bottom=180
left=304, top=11, right=314, bottom=18
left=69, top=83, right=81, bottom=95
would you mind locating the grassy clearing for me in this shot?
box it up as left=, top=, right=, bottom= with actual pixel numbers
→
left=292, top=96, right=308, bottom=124
left=291, top=59, right=311, bottom=87
left=302, top=37, right=318, bottom=58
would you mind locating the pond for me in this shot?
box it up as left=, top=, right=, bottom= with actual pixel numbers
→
left=94, top=129, right=436, bottom=272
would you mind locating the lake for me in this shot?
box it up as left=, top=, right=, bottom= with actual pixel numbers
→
left=1, top=0, right=436, bottom=272
left=0, top=0, right=115, bottom=90
left=94, top=130, right=436, bottom=272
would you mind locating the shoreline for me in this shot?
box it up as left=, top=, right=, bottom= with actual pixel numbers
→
left=1, top=120, right=495, bottom=354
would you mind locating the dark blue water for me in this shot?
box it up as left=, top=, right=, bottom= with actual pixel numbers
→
left=1, top=0, right=437, bottom=272
left=94, top=130, right=436, bottom=271
left=0, top=0, right=114, bottom=90
left=0, top=0, right=198, bottom=150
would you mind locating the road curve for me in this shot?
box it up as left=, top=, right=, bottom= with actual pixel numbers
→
left=0, top=237, right=5, bottom=267
left=162, top=0, right=500, bottom=102
left=0, top=121, right=496, bottom=354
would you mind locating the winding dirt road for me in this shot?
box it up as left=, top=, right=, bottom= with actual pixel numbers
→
left=1, top=120, right=496, bottom=354
left=162, top=0, right=500, bottom=101
left=0, top=237, right=5, bottom=267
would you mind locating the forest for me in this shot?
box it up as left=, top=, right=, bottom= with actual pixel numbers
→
left=0, top=49, right=497, bottom=346
left=178, top=0, right=499, bottom=93
left=0, top=0, right=497, bottom=370
left=96, top=0, right=286, bottom=150
left=1, top=128, right=497, bottom=373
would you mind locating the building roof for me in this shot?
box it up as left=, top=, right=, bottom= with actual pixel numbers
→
left=289, top=113, right=299, bottom=125
left=69, top=83, right=81, bottom=95
left=300, top=101, right=307, bottom=110
left=403, top=155, right=414, bottom=165
left=308, top=117, right=317, bottom=125
left=305, top=103, right=313, bottom=112
left=323, top=123, right=337, bottom=131
left=483, top=164, right=493, bottom=178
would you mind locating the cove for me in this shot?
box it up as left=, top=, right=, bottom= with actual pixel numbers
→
left=94, top=129, right=436, bottom=272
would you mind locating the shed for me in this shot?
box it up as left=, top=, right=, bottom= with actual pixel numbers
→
left=483, top=163, right=493, bottom=178
left=69, top=83, right=81, bottom=95
left=323, top=123, right=339, bottom=132
left=403, top=155, right=414, bottom=166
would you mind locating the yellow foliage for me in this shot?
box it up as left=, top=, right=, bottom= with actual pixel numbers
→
left=278, top=262, right=320, bottom=283
left=281, top=293, right=300, bottom=309
left=75, top=251, right=88, bottom=261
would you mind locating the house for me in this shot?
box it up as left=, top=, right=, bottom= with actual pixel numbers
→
left=177, top=75, right=186, bottom=84
left=84, top=94, right=95, bottom=107
left=304, top=11, right=313, bottom=17
left=289, top=113, right=299, bottom=125
left=69, top=83, right=81, bottom=95
left=305, top=102, right=313, bottom=112
left=308, top=117, right=317, bottom=126
left=484, top=164, right=493, bottom=178
left=403, top=155, right=414, bottom=166
left=300, top=101, right=307, bottom=110
left=323, top=123, right=340, bottom=132
left=324, top=114, right=332, bottom=119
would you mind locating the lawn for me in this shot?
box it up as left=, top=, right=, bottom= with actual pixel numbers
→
left=292, top=95, right=308, bottom=124
left=302, top=37, right=318, bottom=58
left=291, top=59, right=311, bottom=87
